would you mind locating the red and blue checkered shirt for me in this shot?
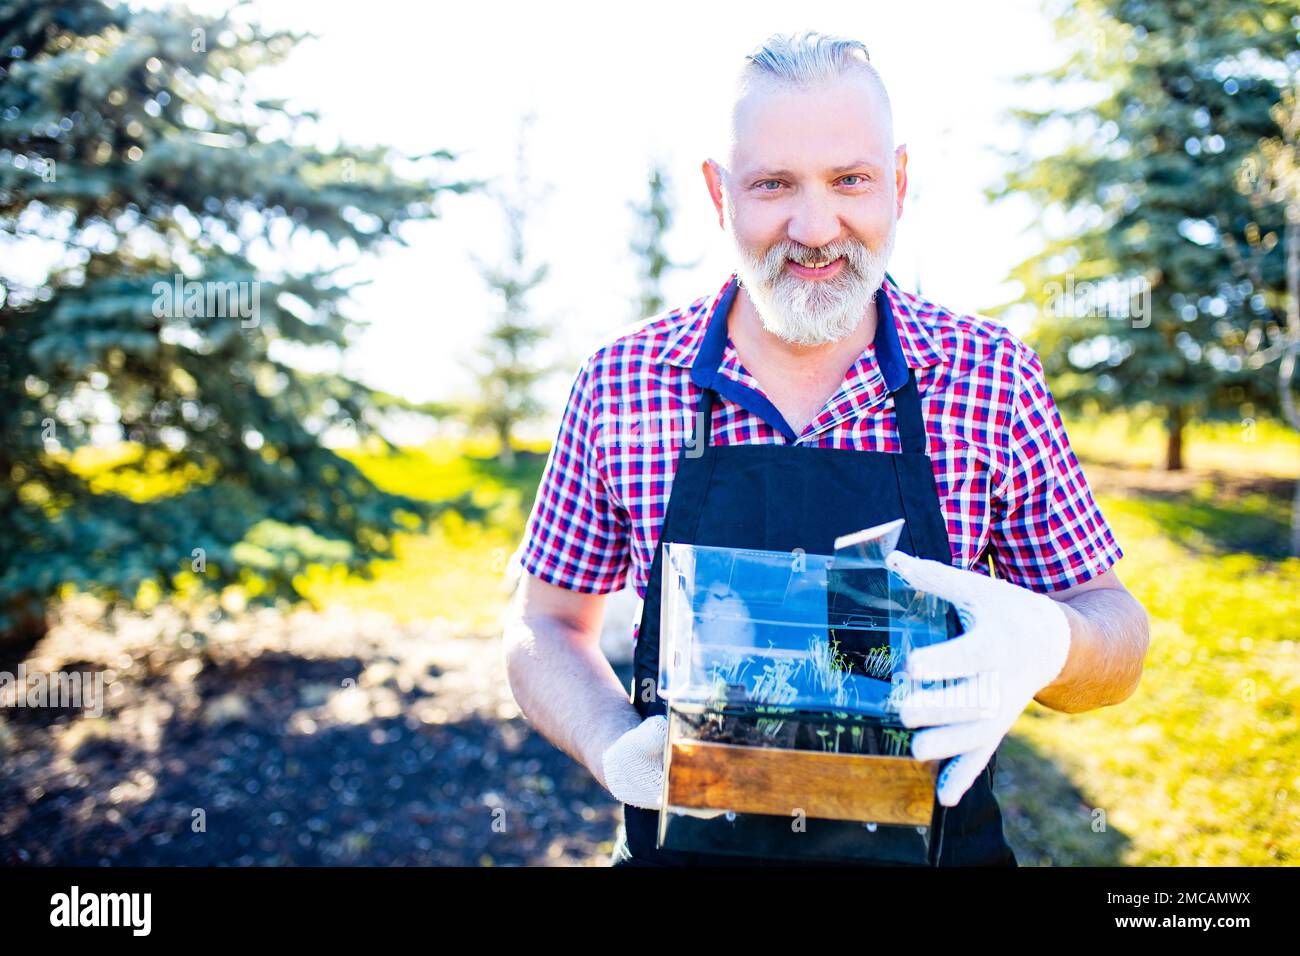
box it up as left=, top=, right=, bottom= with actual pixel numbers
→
left=519, top=271, right=1123, bottom=598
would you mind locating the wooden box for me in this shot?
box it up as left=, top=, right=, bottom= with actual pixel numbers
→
left=666, top=737, right=939, bottom=826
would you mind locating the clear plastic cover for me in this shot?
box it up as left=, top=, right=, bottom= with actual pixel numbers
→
left=658, top=519, right=952, bottom=720
left=655, top=520, right=959, bottom=863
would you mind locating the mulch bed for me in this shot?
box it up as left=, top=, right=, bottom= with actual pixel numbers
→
left=0, top=597, right=621, bottom=866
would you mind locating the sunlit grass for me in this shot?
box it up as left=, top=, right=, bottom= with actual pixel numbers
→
left=297, top=437, right=549, bottom=633
left=65, top=444, right=217, bottom=500
left=1000, top=411, right=1299, bottom=865
left=1064, top=413, right=1300, bottom=477
left=1007, top=492, right=1299, bottom=865
left=58, top=435, right=550, bottom=630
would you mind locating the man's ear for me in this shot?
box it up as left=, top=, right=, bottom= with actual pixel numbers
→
left=893, top=144, right=909, bottom=220
left=702, top=159, right=725, bottom=229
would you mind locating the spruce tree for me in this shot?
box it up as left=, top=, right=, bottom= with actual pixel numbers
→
left=0, top=0, right=476, bottom=645
left=1231, top=86, right=1300, bottom=553
left=627, top=160, right=692, bottom=321
left=992, top=0, right=1298, bottom=469
left=468, top=115, right=552, bottom=468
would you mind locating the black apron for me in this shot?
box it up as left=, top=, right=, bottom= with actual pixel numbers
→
left=612, top=291, right=1017, bottom=867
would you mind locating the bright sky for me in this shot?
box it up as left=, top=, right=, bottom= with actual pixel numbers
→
left=160, top=2, right=1073, bottom=427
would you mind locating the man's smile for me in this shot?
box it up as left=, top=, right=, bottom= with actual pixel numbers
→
left=785, top=255, right=846, bottom=279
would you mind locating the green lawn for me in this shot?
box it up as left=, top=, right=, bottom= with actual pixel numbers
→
left=298, top=437, right=549, bottom=634
left=1003, top=489, right=1298, bottom=865
left=989, top=414, right=1299, bottom=865
left=1066, top=414, right=1299, bottom=478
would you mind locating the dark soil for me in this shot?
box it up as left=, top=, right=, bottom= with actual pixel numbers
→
left=0, top=597, right=622, bottom=866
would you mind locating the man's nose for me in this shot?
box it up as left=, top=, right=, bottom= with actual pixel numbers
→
left=787, top=191, right=842, bottom=250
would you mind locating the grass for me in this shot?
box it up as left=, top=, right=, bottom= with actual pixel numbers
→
left=59, top=436, right=550, bottom=634
left=1003, top=490, right=1299, bottom=865
left=297, top=437, right=549, bottom=634
left=1064, top=413, right=1300, bottom=478
left=995, top=415, right=1299, bottom=866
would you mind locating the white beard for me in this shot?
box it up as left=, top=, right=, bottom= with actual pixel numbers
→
left=728, top=216, right=896, bottom=347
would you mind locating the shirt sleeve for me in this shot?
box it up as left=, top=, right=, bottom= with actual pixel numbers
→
left=517, top=356, right=631, bottom=593
left=988, top=340, right=1124, bottom=592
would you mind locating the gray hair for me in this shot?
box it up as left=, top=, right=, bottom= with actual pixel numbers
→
left=742, top=30, right=876, bottom=88
left=719, top=30, right=894, bottom=159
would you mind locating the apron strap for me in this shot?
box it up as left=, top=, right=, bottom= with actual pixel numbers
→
left=891, top=367, right=927, bottom=455
left=673, top=385, right=720, bottom=545
left=692, top=384, right=716, bottom=447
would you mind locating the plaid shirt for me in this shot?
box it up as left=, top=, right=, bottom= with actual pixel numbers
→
left=519, top=271, right=1123, bottom=599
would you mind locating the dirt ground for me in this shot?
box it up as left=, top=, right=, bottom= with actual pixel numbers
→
left=0, top=597, right=621, bottom=866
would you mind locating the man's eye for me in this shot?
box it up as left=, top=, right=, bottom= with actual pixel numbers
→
left=756, top=180, right=782, bottom=191
left=840, top=175, right=867, bottom=186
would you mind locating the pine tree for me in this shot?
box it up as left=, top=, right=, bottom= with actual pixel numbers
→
left=468, top=115, right=553, bottom=469
left=991, top=0, right=1298, bottom=470
left=0, top=0, right=477, bottom=645
left=1230, top=86, right=1300, bottom=553
left=627, top=160, right=693, bottom=321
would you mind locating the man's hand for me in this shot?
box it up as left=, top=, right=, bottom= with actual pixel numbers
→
left=884, top=550, right=1072, bottom=808
left=602, top=716, right=668, bottom=809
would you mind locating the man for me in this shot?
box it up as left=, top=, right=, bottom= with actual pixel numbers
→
left=503, top=30, right=1150, bottom=866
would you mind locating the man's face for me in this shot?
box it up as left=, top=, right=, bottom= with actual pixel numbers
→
left=709, top=72, right=906, bottom=347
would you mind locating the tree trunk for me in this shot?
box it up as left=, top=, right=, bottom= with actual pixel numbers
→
left=1165, top=404, right=1185, bottom=471
left=1291, top=473, right=1300, bottom=560
left=497, top=423, right=516, bottom=469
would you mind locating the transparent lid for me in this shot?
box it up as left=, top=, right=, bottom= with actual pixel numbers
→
left=658, top=519, right=954, bottom=718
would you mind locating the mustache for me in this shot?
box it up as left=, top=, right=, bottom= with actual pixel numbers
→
left=757, top=239, right=874, bottom=281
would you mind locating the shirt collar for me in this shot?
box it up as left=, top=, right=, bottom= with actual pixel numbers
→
left=654, top=270, right=945, bottom=388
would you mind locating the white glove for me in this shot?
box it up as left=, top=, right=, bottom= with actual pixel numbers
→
left=884, top=550, right=1072, bottom=808
left=602, top=715, right=668, bottom=809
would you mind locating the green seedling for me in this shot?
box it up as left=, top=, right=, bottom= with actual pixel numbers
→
left=881, top=726, right=910, bottom=757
